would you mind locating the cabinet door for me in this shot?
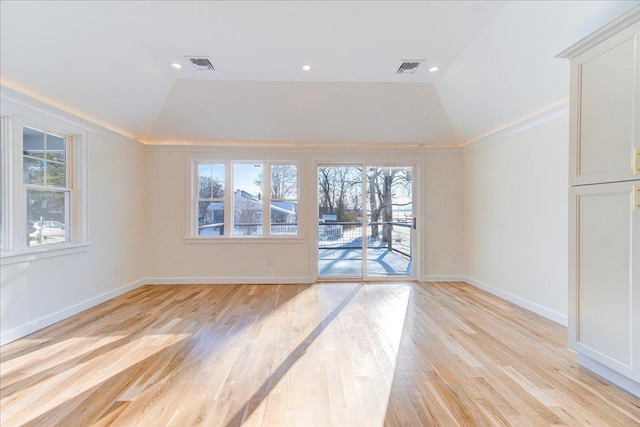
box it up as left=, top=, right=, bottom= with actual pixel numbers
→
left=569, top=181, right=640, bottom=380
left=569, top=21, right=640, bottom=185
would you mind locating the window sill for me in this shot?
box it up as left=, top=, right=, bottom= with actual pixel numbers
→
left=0, top=243, right=89, bottom=265
left=185, top=237, right=308, bottom=244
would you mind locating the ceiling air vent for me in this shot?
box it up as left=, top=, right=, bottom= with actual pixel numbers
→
left=186, top=56, right=215, bottom=71
left=396, top=60, right=425, bottom=74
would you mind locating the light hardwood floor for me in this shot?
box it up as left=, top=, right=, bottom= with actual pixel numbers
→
left=1, top=282, right=639, bottom=426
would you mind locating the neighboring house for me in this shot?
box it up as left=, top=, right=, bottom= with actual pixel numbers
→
left=206, top=190, right=297, bottom=225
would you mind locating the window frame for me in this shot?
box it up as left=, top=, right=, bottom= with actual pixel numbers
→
left=23, top=126, right=72, bottom=247
left=0, top=113, right=88, bottom=264
left=189, top=159, right=301, bottom=241
left=0, top=116, right=10, bottom=251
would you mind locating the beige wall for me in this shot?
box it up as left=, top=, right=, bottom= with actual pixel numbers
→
left=463, top=115, right=569, bottom=324
left=1, top=132, right=147, bottom=342
left=145, top=147, right=311, bottom=282
left=425, top=151, right=464, bottom=279
left=144, top=146, right=464, bottom=282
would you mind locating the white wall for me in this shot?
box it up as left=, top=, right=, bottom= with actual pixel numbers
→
left=0, top=130, right=146, bottom=343
left=425, top=151, right=464, bottom=279
left=144, top=146, right=464, bottom=283
left=463, top=115, right=569, bottom=324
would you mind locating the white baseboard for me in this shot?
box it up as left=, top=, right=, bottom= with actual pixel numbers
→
left=423, top=275, right=465, bottom=282
left=143, top=276, right=315, bottom=285
left=578, top=353, right=640, bottom=398
left=0, top=278, right=146, bottom=346
left=462, top=276, right=568, bottom=326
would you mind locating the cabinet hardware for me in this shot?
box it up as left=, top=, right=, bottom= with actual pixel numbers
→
left=634, top=185, right=640, bottom=212
left=635, top=148, right=640, bottom=175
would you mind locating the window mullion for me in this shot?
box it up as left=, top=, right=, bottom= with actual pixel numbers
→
left=24, top=184, right=72, bottom=192
left=193, top=161, right=199, bottom=236
left=225, top=161, right=232, bottom=237
left=264, top=162, right=271, bottom=236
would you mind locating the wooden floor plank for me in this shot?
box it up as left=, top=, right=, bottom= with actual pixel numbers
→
left=1, top=282, right=639, bottom=426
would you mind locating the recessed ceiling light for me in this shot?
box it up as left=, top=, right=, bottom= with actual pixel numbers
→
left=428, top=66, right=440, bottom=73
left=171, top=62, right=182, bottom=69
left=301, top=64, right=312, bottom=72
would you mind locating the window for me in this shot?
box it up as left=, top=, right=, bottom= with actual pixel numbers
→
left=197, top=163, right=225, bottom=236
left=270, top=164, right=297, bottom=236
left=23, top=127, right=69, bottom=246
left=0, top=110, right=87, bottom=262
left=194, top=161, right=298, bottom=238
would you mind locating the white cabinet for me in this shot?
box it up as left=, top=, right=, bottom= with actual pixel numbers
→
left=567, top=18, right=640, bottom=186
left=561, top=6, right=640, bottom=396
left=569, top=182, right=640, bottom=381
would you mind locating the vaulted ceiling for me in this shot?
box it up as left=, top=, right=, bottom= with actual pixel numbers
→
left=0, top=1, right=636, bottom=146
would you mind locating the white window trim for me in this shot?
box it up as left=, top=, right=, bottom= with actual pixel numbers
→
left=0, top=115, right=12, bottom=252
left=188, top=159, right=301, bottom=241
left=0, top=113, right=89, bottom=262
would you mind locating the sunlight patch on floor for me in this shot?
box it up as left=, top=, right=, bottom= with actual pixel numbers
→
left=0, top=333, right=191, bottom=425
left=243, top=284, right=411, bottom=426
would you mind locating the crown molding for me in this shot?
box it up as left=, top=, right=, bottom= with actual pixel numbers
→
left=556, top=4, right=640, bottom=59
left=0, top=84, right=145, bottom=151
left=462, top=99, right=569, bottom=152
left=142, top=138, right=463, bottom=152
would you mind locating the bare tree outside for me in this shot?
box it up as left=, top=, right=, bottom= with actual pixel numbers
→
left=270, top=164, right=297, bottom=199
left=318, top=167, right=362, bottom=222
left=197, top=175, right=224, bottom=224
left=367, top=167, right=412, bottom=245
left=317, top=164, right=413, bottom=278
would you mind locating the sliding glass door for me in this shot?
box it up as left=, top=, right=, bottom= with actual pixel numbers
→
left=365, top=166, right=413, bottom=277
left=317, top=164, right=414, bottom=279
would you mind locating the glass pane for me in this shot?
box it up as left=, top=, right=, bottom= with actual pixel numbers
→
left=271, top=164, right=297, bottom=199
left=24, top=157, right=45, bottom=185
left=317, top=166, right=363, bottom=277
left=23, top=127, right=45, bottom=158
left=211, top=164, right=225, bottom=197
left=27, top=189, right=67, bottom=246
left=271, top=200, right=297, bottom=235
left=366, top=166, right=413, bottom=277
left=198, top=200, right=224, bottom=236
left=46, top=133, right=66, bottom=162
left=198, top=164, right=225, bottom=199
left=233, top=163, right=263, bottom=236
left=46, top=160, right=66, bottom=187
left=198, top=164, right=212, bottom=198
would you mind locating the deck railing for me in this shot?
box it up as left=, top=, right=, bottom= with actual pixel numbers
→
left=318, top=221, right=412, bottom=258
left=198, top=223, right=298, bottom=236
left=198, top=220, right=412, bottom=259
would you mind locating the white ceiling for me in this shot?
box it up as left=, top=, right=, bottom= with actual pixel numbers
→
left=0, top=1, right=637, bottom=146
